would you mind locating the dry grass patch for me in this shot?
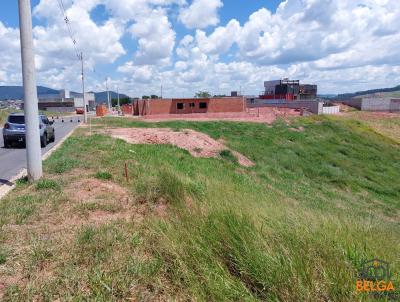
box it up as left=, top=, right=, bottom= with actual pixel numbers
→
left=341, top=111, right=400, bottom=143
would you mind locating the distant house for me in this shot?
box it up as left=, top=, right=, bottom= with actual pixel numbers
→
left=34, top=89, right=96, bottom=112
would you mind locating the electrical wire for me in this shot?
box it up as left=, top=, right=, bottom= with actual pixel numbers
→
left=56, top=0, right=82, bottom=60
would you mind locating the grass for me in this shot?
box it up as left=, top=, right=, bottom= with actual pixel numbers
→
left=342, top=111, right=400, bottom=143
left=219, top=149, right=238, bottom=164
left=0, top=248, right=7, bottom=265
left=0, top=108, right=74, bottom=125
left=0, top=114, right=399, bottom=301
left=95, top=171, right=113, bottom=180
left=35, top=179, right=60, bottom=191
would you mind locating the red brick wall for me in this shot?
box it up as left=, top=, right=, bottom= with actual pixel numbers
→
left=149, top=99, right=173, bottom=115
left=135, top=97, right=245, bottom=115
left=207, top=97, right=245, bottom=113
left=121, top=104, right=133, bottom=115
left=96, top=105, right=108, bottom=117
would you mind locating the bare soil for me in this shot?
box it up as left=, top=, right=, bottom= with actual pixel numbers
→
left=131, top=107, right=301, bottom=124
left=107, top=128, right=255, bottom=167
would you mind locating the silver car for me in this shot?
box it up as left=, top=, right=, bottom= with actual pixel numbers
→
left=3, top=113, right=55, bottom=148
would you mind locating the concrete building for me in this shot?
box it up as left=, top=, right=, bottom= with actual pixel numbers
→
left=247, top=99, right=324, bottom=115
left=342, top=97, right=400, bottom=112
left=121, top=97, right=246, bottom=116
left=36, top=89, right=96, bottom=112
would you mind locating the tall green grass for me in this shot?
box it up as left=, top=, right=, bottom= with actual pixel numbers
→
left=1, top=115, right=399, bottom=301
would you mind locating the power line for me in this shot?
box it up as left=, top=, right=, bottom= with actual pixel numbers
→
left=56, top=0, right=88, bottom=122
left=56, top=0, right=81, bottom=60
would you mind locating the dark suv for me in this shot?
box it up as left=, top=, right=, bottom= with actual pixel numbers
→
left=3, top=113, right=55, bottom=148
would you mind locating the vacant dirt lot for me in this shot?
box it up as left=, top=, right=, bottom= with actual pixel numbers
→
left=134, top=107, right=301, bottom=124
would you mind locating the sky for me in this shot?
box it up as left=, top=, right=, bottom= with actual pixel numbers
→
left=0, top=0, right=400, bottom=97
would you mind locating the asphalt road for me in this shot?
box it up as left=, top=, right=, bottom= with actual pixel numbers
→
left=0, top=116, right=81, bottom=185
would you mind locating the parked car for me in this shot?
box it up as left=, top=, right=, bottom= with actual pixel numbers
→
left=76, top=108, right=85, bottom=115
left=3, top=113, right=55, bottom=148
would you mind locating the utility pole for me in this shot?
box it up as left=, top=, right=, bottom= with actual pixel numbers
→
left=18, top=0, right=42, bottom=181
left=160, top=85, right=163, bottom=99
left=106, top=77, right=111, bottom=112
left=117, top=86, right=120, bottom=109
left=80, top=52, right=87, bottom=123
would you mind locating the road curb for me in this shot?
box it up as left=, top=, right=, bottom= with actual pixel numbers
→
left=0, top=125, right=80, bottom=200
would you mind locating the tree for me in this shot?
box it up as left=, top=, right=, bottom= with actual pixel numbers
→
left=150, top=95, right=159, bottom=99
left=142, top=95, right=150, bottom=99
left=195, top=91, right=211, bottom=98
left=111, top=97, right=131, bottom=107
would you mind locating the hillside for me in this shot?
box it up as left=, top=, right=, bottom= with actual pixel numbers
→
left=0, top=86, right=130, bottom=104
left=0, top=86, right=59, bottom=100
left=92, top=91, right=130, bottom=103
left=337, top=84, right=400, bottom=99
left=0, top=114, right=399, bottom=301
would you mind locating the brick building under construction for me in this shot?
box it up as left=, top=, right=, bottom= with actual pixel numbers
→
left=121, top=97, right=246, bottom=116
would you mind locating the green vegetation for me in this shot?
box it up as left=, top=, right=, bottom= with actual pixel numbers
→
left=0, top=248, right=7, bottom=265
left=95, top=171, right=113, bottom=180
left=39, top=110, right=75, bottom=118
left=219, top=149, right=237, bottom=164
left=342, top=111, right=400, bottom=143
left=0, top=108, right=73, bottom=125
left=35, top=179, right=60, bottom=191
left=0, top=115, right=399, bottom=301
left=195, top=91, right=212, bottom=98
left=111, top=97, right=131, bottom=107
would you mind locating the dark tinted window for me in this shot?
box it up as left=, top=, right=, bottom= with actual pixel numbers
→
left=41, top=116, right=49, bottom=124
left=199, top=102, right=207, bottom=109
left=8, top=116, right=25, bottom=124
left=177, top=103, right=184, bottom=110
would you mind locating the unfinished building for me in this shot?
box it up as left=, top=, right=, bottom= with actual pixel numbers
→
left=261, top=79, right=317, bottom=101
left=121, top=97, right=246, bottom=116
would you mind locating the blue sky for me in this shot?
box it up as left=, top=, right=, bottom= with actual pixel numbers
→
left=0, top=0, right=399, bottom=97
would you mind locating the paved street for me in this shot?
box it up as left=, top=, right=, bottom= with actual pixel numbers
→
left=0, top=116, right=81, bottom=185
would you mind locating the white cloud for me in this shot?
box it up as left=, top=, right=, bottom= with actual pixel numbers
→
left=0, top=22, right=21, bottom=85
left=129, top=8, right=175, bottom=65
left=195, top=19, right=240, bottom=55
left=118, top=62, right=157, bottom=83
left=179, top=0, right=223, bottom=29
left=233, top=0, right=400, bottom=66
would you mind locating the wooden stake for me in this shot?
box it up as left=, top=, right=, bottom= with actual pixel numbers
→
left=124, top=162, right=129, bottom=182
